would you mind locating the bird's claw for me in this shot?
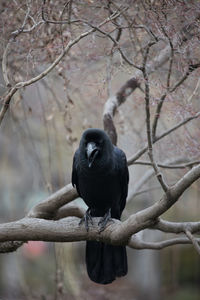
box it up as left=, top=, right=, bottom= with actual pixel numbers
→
left=98, top=208, right=113, bottom=233
left=79, top=208, right=93, bottom=232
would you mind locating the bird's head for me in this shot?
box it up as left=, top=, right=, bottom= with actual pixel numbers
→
left=80, top=128, right=113, bottom=169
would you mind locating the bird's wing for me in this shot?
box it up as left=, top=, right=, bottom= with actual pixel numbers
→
left=114, top=147, right=129, bottom=213
left=72, top=149, right=81, bottom=196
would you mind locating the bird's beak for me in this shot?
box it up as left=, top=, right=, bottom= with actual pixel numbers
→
left=86, top=142, right=99, bottom=168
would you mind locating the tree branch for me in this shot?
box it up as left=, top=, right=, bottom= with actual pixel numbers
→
left=153, top=218, right=200, bottom=234
left=0, top=161, right=199, bottom=253
left=118, top=163, right=200, bottom=241
left=0, top=214, right=199, bottom=252
left=103, top=12, right=199, bottom=145
left=128, top=111, right=200, bottom=165
left=103, top=77, right=141, bottom=144
left=142, top=41, right=169, bottom=192
left=185, top=230, right=200, bottom=255
left=129, top=235, right=200, bottom=250
left=152, top=63, right=200, bottom=141
left=27, top=183, right=78, bottom=219
left=133, top=159, right=200, bottom=169
left=0, top=9, right=123, bottom=126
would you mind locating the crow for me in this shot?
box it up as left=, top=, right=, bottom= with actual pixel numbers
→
left=72, top=128, right=129, bottom=284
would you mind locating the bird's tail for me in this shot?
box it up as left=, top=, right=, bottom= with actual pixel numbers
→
left=86, top=241, right=127, bottom=284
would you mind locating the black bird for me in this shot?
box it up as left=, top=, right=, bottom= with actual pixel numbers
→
left=72, top=128, right=129, bottom=284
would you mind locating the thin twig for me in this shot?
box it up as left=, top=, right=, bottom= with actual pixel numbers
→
left=185, top=230, right=200, bottom=255
left=142, top=41, right=169, bottom=192
left=186, top=77, right=200, bottom=103
left=133, top=159, right=200, bottom=169
left=152, top=93, right=167, bottom=142
left=42, top=0, right=79, bottom=25
left=153, top=6, right=174, bottom=88
left=11, top=20, right=44, bottom=35
left=128, top=111, right=200, bottom=165
left=82, top=19, right=142, bottom=70
left=152, top=62, right=200, bottom=141
left=170, top=63, right=200, bottom=93
left=2, top=42, right=11, bottom=87
left=128, top=157, right=199, bottom=201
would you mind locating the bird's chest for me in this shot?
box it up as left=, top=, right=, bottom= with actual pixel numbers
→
left=78, top=171, right=120, bottom=211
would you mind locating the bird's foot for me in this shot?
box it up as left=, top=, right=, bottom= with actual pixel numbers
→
left=98, top=208, right=113, bottom=233
left=79, top=208, right=93, bottom=232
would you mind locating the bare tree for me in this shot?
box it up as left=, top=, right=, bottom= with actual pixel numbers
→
left=0, top=0, right=200, bottom=272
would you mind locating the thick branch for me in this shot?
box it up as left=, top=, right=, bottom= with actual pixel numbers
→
left=0, top=217, right=125, bottom=245
left=0, top=215, right=199, bottom=253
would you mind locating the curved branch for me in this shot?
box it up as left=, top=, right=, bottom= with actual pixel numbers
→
left=103, top=77, right=141, bottom=144
left=27, top=183, right=78, bottom=219
left=54, top=204, right=85, bottom=220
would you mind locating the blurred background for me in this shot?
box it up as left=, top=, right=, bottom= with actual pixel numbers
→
left=0, top=1, right=200, bottom=299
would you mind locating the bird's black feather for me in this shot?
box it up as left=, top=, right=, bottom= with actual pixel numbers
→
left=72, top=128, right=129, bottom=284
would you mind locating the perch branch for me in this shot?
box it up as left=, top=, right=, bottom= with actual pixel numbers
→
left=0, top=162, right=199, bottom=253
